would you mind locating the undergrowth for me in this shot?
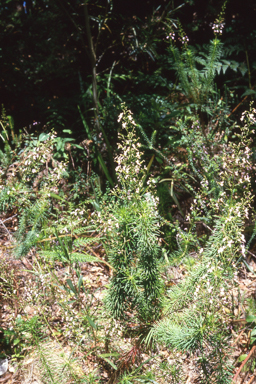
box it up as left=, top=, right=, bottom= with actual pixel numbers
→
left=1, top=10, right=256, bottom=384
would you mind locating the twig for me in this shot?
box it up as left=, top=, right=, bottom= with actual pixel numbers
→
left=2, top=214, right=17, bottom=223
left=228, top=85, right=255, bottom=118
left=247, top=374, right=256, bottom=384
left=0, top=218, right=13, bottom=241
left=38, top=233, right=98, bottom=242
left=232, top=345, right=256, bottom=383
left=200, top=222, right=213, bottom=232
left=232, top=319, right=247, bottom=324
left=232, top=329, right=245, bottom=346
left=83, top=243, right=114, bottom=271
left=241, top=371, right=250, bottom=384
left=247, top=250, right=256, bottom=260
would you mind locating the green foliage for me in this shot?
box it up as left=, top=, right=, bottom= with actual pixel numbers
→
left=1, top=4, right=256, bottom=381
left=0, top=315, right=45, bottom=359
left=15, top=192, right=51, bottom=258
left=245, top=314, right=256, bottom=346
left=41, top=229, right=106, bottom=266
left=170, top=37, right=223, bottom=107
left=165, top=4, right=227, bottom=116
left=0, top=104, right=255, bottom=382
left=118, top=370, right=158, bottom=384
left=0, top=120, right=92, bottom=257
left=159, top=2, right=232, bottom=136
left=94, top=106, right=164, bottom=322
left=144, top=105, right=255, bottom=383
left=3, top=314, right=85, bottom=384
left=0, top=106, right=21, bottom=167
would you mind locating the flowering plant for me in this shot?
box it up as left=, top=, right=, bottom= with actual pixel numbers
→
left=149, top=105, right=255, bottom=383
left=95, top=105, right=164, bottom=322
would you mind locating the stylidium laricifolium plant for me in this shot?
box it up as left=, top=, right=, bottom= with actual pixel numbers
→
left=163, top=103, right=254, bottom=259
left=187, top=105, right=254, bottom=229
left=0, top=130, right=68, bottom=214
left=93, top=105, right=164, bottom=322
left=150, top=106, right=255, bottom=384
left=211, top=0, right=227, bottom=37
left=0, top=130, right=75, bottom=257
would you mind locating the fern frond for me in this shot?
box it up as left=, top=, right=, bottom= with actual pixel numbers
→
left=73, top=236, right=99, bottom=247
left=41, top=249, right=107, bottom=265
left=170, top=37, right=223, bottom=106
left=70, top=252, right=105, bottom=264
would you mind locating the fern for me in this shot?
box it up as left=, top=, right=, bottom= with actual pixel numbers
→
left=42, top=249, right=104, bottom=265
left=170, top=38, right=223, bottom=108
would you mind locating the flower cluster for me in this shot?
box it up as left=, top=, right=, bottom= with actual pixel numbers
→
left=211, top=1, right=226, bottom=36
left=240, top=105, right=256, bottom=124
left=211, top=22, right=225, bottom=35
left=115, top=107, right=159, bottom=205
left=180, top=35, right=189, bottom=44
left=166, top=32, right=175, bottom=40
left=188, top=106, right=253, bottom=220
left=185, top=107, right=255, bottom=269
left=95, top=107, right=161, bottom=237
left=1, top=131, right=68, bottom=191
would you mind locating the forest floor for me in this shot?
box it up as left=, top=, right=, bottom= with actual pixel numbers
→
left=1, top=217, right=256, bottom=384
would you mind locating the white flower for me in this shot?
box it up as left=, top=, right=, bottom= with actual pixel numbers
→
left=227, top=240, right=233, bottom=247
left=117, top=112, right=124, bottom=122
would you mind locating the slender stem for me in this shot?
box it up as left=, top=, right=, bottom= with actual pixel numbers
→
left=247, top=374, right=256, bottom=384
left=246, top=51, right=252, bottom=89
left=83, top=3, right=117, bottom=183
left=83, top=3, right=99, bottom=132
left=232, top=345, right=256, bottom=382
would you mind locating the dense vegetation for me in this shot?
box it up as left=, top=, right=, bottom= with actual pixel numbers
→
left=0, top=1, right=256, bottom=383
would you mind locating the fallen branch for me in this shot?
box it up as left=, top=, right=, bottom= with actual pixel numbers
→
left=232, top=345, right=256, bottom=383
